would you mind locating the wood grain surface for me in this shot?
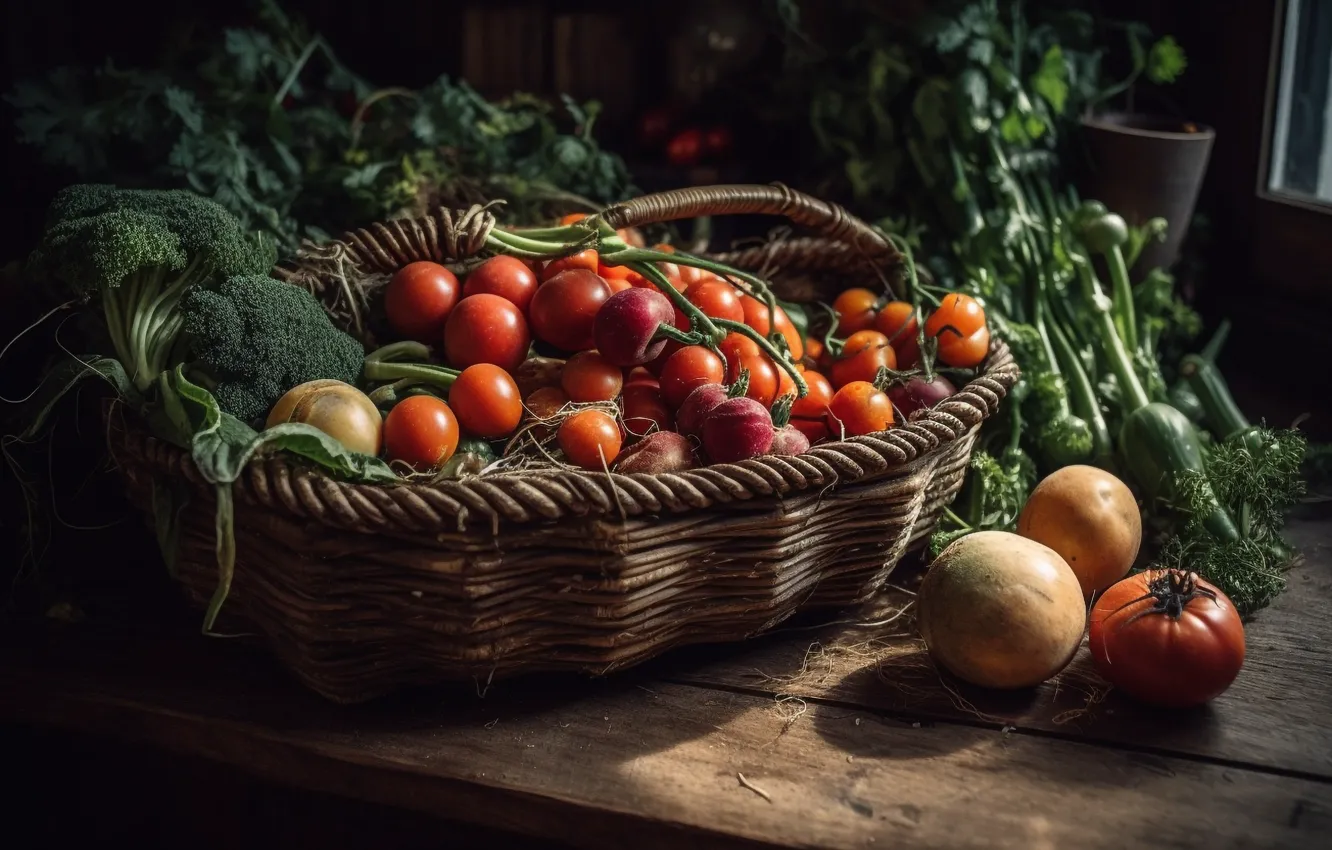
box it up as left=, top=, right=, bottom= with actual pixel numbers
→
left=3, top=509, right=1330, bottom=849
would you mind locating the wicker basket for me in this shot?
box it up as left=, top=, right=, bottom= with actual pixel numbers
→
left=109, top=184, right=1018, bottom=703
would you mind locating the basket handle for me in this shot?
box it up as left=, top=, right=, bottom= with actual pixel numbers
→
left=602, top=183, right=901, bottom=266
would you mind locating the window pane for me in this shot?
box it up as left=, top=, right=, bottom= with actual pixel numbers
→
left=1268, top=0, right=1332, bottom=204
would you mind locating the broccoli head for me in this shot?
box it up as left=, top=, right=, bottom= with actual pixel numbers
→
left=25, top=184, right=276, bottom=392
left=182, top=275, right=365, bottom=423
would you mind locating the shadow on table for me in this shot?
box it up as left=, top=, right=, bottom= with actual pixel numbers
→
left=807, top=644, right=1224, bottom=779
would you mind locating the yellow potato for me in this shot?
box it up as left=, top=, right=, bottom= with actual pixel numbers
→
left=1017, top=465, right=1142, bottom=599
left=918, top=531, right=1086, bottom=689
left=266, top=379, right=382, bottom=456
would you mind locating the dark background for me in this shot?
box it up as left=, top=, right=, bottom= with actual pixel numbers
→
left=1, top=0, right=1329, bottom=842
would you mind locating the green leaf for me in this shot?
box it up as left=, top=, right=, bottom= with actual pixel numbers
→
left=966, top=38, right=995, bottom=66
left=202, top=482, right=236, bottom=633
left=999, top=110, right=1025, bottom=143
left=151, top=477, right=190, bottom=578
left=958, top=69, right=990, bottom=132
left=17, top=356, right=136, bottom=441
left=163, top=86, right=204, bottom=133
left=1147, top=36, right=1187, bottom=84
left=912, top=78, right=950, bottom=141
left=1031, top=45, right=1069, bottom=115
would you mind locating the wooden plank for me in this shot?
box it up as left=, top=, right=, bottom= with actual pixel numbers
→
left=1, top=630, right=1329, bottom=849
left=663, top=511, right=1332, bottom=781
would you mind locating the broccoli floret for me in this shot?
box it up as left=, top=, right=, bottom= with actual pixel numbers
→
left=182, top=275, right=365, bottom=423
left=26, top=185, right=276, bottom=392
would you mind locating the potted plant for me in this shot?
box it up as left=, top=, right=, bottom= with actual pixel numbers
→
left=1077, top=31, right=1211, bottom=274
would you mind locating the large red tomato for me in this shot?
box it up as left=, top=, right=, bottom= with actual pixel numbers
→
left=528, top=269, right=613, bottom=352
left=385, top=262, right=460, bottom=342
left=1089, top=569, right=1245, bottom=708
left=444, top=293, right=531, bottom=372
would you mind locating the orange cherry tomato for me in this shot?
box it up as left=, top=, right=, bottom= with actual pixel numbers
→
left=448, top=363, right=522, bottom=438
left=558, top=409, right=623, bottom=469
left=462, top=255, right=538, bottom=313
left=803, top=336, right=824, bottom=367
left=559, top=212, right=590, bottom=225
left=833, top=288, right=879, bottom=336
left=774, top=361, right=797, bottom=403
left=791, top=370, right=833, bottom=418
left=829, top=330, right=897, bottom=388
left=791, top=417, right=831, bottom=445
left=542, top=249, right=600, bottom=281
left=925, top=293, right=987, bottom=339
left=828, top=381, right=895, bottom=437
left=598, top=260, right=637, bottom=282
left=561, top=351, right=624, bottom=403
left=937, top=325, right=991, bottom=368
left=383, top=395, right=460, bottom=471
left=621, top=384, right=673, bottom=439
left=444, top=293, right=531, bottom=372
left=659, top=345, right=726, bottom=409
left=686, top=280, right=745, bottom=323
left=738, top=296, right=805, bottom=361
left=875, top=301, right=922, bottom=368
left=385, top=261, right=460, bottom=343
left=525, top=386, right=569, bottom=421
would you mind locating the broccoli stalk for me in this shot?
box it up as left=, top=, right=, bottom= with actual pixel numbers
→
left=26, top=185, right=275, bottom=393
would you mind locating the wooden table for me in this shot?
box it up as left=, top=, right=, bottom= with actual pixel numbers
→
left=4, top=508, right=1331, bottom=849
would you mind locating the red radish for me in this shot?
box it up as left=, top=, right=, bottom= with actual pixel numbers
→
left=769, top=425, right=811, bottom=457
left=676, top=383, right=729, bottom=439
left=702, top=397, right=774, bottom=463
left=615, top=431, right=696, bottom=474
left=594, top=287, right=676, bottom=366
left=887, top=375, right=957, bottom=419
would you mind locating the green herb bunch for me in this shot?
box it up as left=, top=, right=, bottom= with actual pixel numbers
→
left=5, top=0, right=636, bottom=255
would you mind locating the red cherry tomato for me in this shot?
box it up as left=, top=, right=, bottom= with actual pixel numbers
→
left=875, top=301, right=921, bottom=368
left=666, top=128, right=703, bottom=166
left=621, top=384, right=673, bottom=440
left=828, top=381, right=894, bottom=437
left=562, top=351, right=624, bottom=403
left=529, top=269, right=613, bottom=352
left=444, top=293, right=531, bottom=372
left=447, top=364, right=522, bottom=438
left=725, top=348, right=779, bottom=407
left=558, top=409, right=623, bottom=469
left=463, top=255, right=538, bottom=313
left=659, top=345, right=727, bottom=409
left=832, top=288, right=879, bottom=337
left=1089, top=570, right=1245, bottom=708
left=385, top=261, right=460, bottom=342
left=829, top=330, right=897, bottom=388
left=523, top=386, right=568, bottom=439
left=790, top=370, right=834, bottom=443
left=383, top=395, right=460, bottom=471
left=686, top=280, right=745, bottom=323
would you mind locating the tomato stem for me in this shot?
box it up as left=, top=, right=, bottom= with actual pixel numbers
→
left=653, top=323, right=705, bottom=346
